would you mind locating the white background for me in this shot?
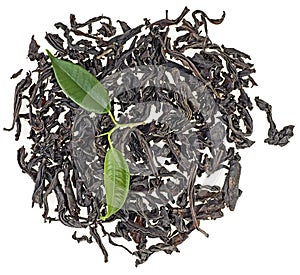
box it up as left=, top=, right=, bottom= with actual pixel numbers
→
left=0, top=0, right=299, bottom=274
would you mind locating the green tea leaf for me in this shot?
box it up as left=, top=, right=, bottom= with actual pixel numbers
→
left=47, top=50, right=110, bottom=114
left=101, top=148, right=130, bottom=220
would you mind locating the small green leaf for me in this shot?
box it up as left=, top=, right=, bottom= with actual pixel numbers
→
left=47, top=50, right=110, bottom=114
left=101, top=148, right=130, bottom=220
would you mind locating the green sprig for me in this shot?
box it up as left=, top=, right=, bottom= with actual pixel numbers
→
left=47, top=50, right=143, bottom=220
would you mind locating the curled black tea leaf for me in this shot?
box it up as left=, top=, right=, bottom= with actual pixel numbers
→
left=10, top=69, right=23, bottom=79
left=72, top=231, right=93, bottom=244
left=222, top=156, right=242, bottom=211
left=255, top=97, right=294, bottom=146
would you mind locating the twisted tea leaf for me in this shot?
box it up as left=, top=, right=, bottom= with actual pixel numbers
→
left=47, top=50, right=111, bottom=114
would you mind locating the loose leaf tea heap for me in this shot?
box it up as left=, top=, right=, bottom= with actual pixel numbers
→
left=5, top=7, right=294, bottom=266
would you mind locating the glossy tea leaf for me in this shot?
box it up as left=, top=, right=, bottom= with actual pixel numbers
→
left=47, top=50, right=110, bottom=114
left=101, top=148, right=130, bottom=220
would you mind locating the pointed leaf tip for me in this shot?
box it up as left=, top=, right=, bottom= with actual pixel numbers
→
left=101, top=148, right=130, bottom=220
left=47, top=50, right=111, bottom=114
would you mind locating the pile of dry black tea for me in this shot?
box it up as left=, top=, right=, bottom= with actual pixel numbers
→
left=5, top=7, right=294, bottom=266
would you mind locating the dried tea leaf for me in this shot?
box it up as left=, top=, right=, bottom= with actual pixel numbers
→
left=255, top=97, right=294, bottom=146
